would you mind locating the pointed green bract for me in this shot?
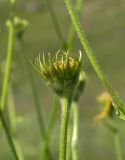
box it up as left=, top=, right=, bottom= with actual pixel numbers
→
left=32, top=51, right=82, bottom=97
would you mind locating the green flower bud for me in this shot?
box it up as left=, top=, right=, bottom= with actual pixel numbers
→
left=6, top=17, right=28, bottom=39
left=13, top=16, right=28, bottom=39
left=32, top=50, right=82, bottom=97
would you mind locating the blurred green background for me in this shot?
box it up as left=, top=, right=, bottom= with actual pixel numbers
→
left=0, top=0, right=125, bottom=159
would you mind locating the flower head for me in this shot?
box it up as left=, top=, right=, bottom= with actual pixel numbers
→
left=32, top=50, right=82, bottom=97
left=94, top=92, right=114, bottom=123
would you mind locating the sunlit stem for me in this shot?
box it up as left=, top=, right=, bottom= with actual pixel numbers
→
left=71, top=101, right=78, bottom=160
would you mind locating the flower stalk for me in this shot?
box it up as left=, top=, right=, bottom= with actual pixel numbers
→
left=32, top=51, right=82, bottom=160
left=0, top=0, right=20, bottom=158
left=71, top=101, right=78, bottom=160
left=64, top=0, right=125, bottom=120
left=0, top=20, right=14, bottom=111
left=60, top=96, right=72, bottom=160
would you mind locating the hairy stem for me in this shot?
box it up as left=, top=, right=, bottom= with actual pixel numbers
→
left=66, top=0, right=83, bottom=49
left=59, top=97, right=72, bottom=160
left=64, top=0, right=125, bottom=117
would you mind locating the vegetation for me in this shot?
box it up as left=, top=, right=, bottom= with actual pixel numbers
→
left=0, top=0, right=125, bottom=159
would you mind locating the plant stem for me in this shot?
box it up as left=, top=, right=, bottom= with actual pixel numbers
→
left=7, top=84, right=24, bottom=160
left=0, top=20, right=14, bottom=111
left=114, top=132, right=123, bottom=160
left=41, top=96, right=59, bottom=159
left=7, top=84, right=17, bottom=134
left=66, top=114, right=72, bottom=160
left=60, top=97, right=72, bottom=160
left=46, top=96, right=59, bottom=143
left=45, top=0, right=65, bottom=45
left=64, top=0, right=125, bottom=113
left=0, top=110, right=19, bottom=160
left=0, top=1, right=19, bottom=158
left=66, top=0, right=83, bottom=49
left=71, top=101, right=78, bottom=160
left=103, top=119, right=123, bottom=160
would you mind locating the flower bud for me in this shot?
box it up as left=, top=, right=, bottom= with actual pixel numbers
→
left=32, top=50, right=82, bottom=97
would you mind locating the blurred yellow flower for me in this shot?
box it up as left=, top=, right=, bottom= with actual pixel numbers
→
left=94, top=92, right=114, bottom=123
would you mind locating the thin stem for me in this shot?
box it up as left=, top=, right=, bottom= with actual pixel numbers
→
left=66, top=114, right=72, bottom=160
left=18, top=39, right=45, bottom=137
left=45, top=0, right=65, bottom=45
left=59, top=97, right=72, bottom=160
left=103, top=119, right=123, bottom=160
left=41, top=96, right=59, bottom=159
left=0, top=20, right=14, bottom=111
left=0, top=110, right=19, bottom=160
left=71, top=101, right=78, bottom=160
left=66, top=0, right=83, bottom=49
left=64, top=0, right=125, bottom=114
left=46, top=96, right=59, bottom=142
left=0, top=1, right=19, bottom=158
left=7, top=84, right=24, bottom=160
left=7, top=84, right=17, bottom=134
left=114, top=133, right=123, bottom=160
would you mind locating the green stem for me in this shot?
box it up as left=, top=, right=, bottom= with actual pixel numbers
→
left=7, top=84, right=17, bottom=134
left=0, top=110, right=19, bottom=160
left=0, top=3, right=19, bottom=158
left=46, top=96, right=59, bottom=142
left=66, top=113, right=72, bottom=160
left=0, top=20, right=14, bottom=111
left=114, top=133, right=123, bottom=160
left=59, top=97, right=72, bottom=160
left=7, top=84, right=24, bottom=160
left=64, top=0, right=125, bottom=114
left=71, top=101, right=78, bottom=160
left=45, top=0, right=65, bottom=45
left=66, top=0, right=83, bottom=49
left=41, top=96, right=59, bottom=159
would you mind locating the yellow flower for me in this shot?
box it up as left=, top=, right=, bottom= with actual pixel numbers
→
left=94, top=92, right=114, bottom=123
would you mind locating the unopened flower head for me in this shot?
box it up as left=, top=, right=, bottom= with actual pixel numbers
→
left=14, top=17, right=28, bottom=39
left=32, top=50, right=82, bottom=97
